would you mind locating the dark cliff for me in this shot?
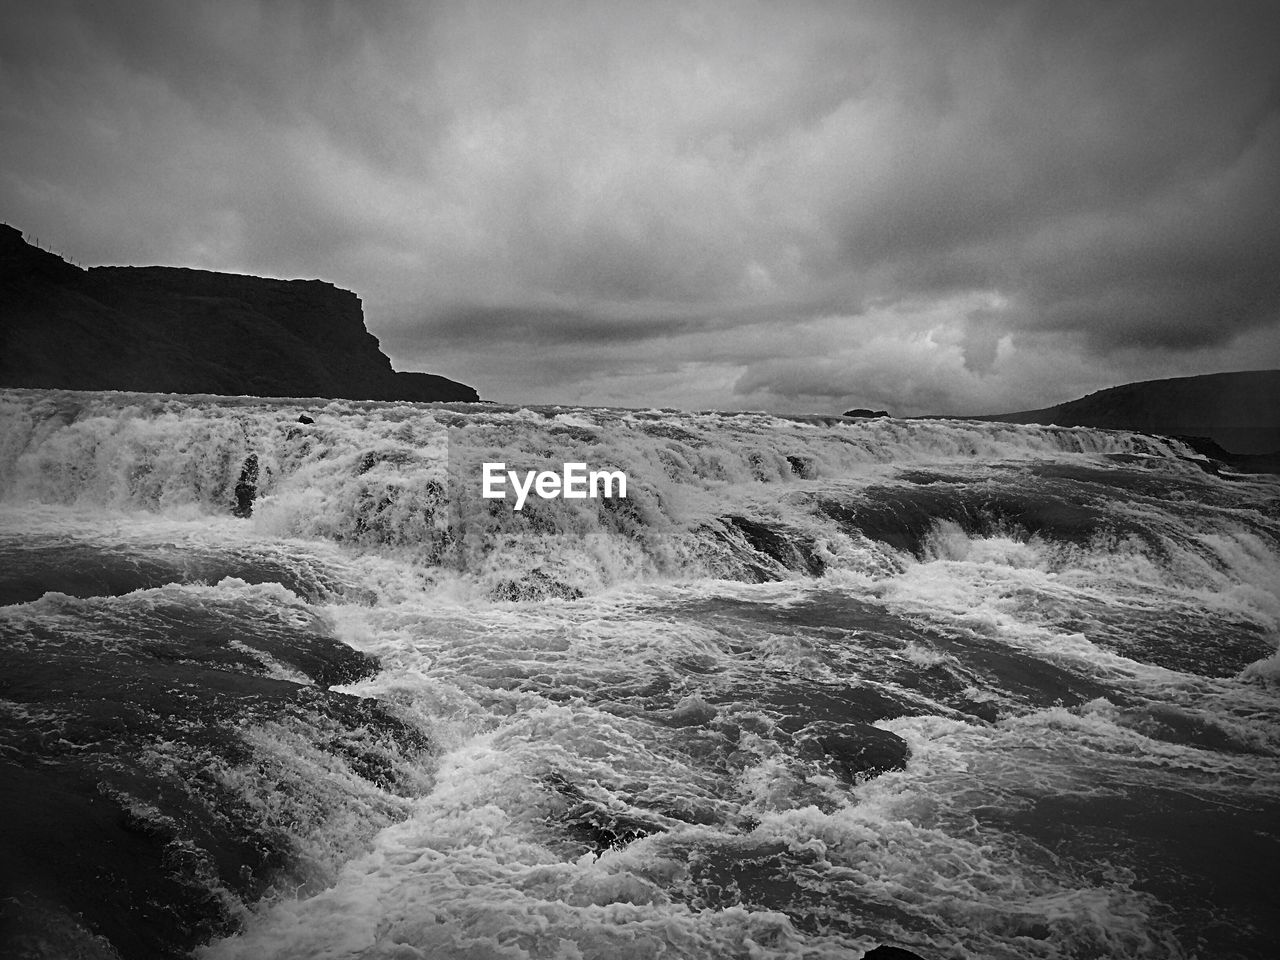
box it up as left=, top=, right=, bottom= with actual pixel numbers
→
left=0, top=224, right=478, bottom=403
left=968, top=369, right=1280, bottom=459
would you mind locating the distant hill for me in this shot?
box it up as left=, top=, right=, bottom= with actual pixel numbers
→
left=0, top=223, right=478, bottom=403
left=969, top=370, right=1280, bottom=455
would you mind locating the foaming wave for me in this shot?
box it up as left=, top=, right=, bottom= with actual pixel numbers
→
left=5, top=389, right=1280, bottom=958
left=1, top=389, right=1224, bottom=600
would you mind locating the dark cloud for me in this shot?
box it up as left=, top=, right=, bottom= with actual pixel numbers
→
left=426, top=305, right=701, bottom=348
left=3, top=0, right=1278, bottom=411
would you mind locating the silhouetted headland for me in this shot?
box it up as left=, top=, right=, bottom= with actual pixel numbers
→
left=0, top=223, right=478, bottom=403
left=962, top=370, right=1280, bottom=472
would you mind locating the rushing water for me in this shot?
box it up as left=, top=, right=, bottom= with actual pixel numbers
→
left=1, top=389, right=1278, bottom=960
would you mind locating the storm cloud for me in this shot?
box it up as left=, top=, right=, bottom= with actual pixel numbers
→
left=3, top=0, right=1278, bottom=412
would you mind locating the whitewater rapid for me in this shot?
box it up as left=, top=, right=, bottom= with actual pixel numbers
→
left=2, top=389, right=1278, bottom=960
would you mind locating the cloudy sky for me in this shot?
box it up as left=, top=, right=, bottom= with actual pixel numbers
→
left=3, top=0, right=1278, bottom=413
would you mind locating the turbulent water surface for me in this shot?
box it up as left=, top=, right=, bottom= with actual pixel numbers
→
left=1, top=389, right=1278, bottom=960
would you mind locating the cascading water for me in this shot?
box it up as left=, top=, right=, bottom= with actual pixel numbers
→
left=2, top=388, right=1277, bottom=960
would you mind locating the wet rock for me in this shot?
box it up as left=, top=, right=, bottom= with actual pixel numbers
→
left=543, top=772, right=664, bottom=855
left=863, top=947, right=930, bottom=960
left=843, top=408, right=890, bottom=418
left=786, top=455, right=815, bottom=478
left=0, top=597, right=427, bottom=960
left=355, top=448, right=416, bottom=475
left=817, top=482, right=1145, bottom=559
left=296, top=413, right=314, bottom=424
left=490, top=568, right=584, bottom=602
left=795, top=721, right=910, bottom=781
left=669, top=839, right=828, bottom=932
left=722, top=515, right=825, bottom=577
left=232, top=453, right=258, bottom=517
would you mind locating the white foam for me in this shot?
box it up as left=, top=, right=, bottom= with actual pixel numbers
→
left=6, top=390, right=1279, bottom=957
